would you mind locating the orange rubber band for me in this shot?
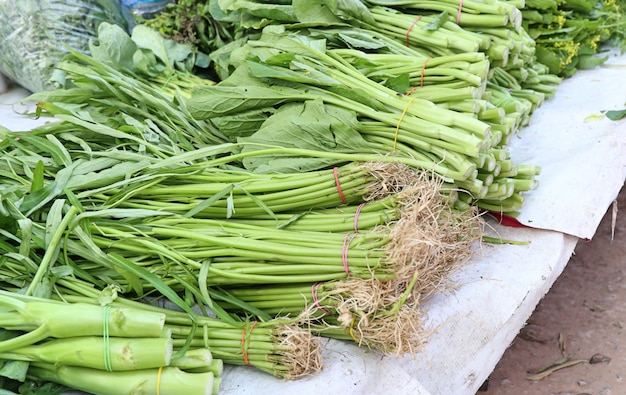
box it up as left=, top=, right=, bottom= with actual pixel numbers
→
left=405, top=15, right=423, bottom=47
left=420, top=57, right=431, bottom=88
left=405, top=57, right=431, bottom=97
left=241, top=321, right=258, bottom=366
left=156, top=366, right=163, bottom=395
left=457, top=0, right=464, bottom=24
left=333, top=167, right=348, bottom=204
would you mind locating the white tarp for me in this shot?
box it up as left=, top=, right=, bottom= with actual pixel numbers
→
left=507, top=49, right=626, bottom=239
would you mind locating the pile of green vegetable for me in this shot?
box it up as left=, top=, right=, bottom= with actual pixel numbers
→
left=0, top=290, right=222, bottom=395
left=1, top=0, right=625, bottom=393
left=0, top=0, right=128, bottom=93
left=523, top=0, right=626, bottom=76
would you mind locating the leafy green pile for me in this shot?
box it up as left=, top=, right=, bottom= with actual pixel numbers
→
left=523, top=0, right=626, bottom=76
left=2, top=0, right=625, bottom=392
left=0, top=0, right=128, bottom=92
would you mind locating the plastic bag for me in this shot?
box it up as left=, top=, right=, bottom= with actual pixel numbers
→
left=0, top=0, right=128, bottom=93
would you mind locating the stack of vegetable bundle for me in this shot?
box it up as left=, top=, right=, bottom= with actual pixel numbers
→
left=0, top=111, right=483, bottom=355
left=523, top=0, right=626, bottom=77
left=2, top=0, right=625, bottom=392
left=0, top=290, right=223, bottom=394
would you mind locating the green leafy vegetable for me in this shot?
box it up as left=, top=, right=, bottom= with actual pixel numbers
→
left=605, top=109, right=626, bottom=121
left=0, top=0, right=128, bottom=92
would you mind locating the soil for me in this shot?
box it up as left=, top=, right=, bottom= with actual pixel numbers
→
left=479, top=183, right=626, bottom=395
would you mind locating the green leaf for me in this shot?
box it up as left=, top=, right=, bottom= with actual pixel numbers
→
left=133, top=49, right=163, bottom=77
left=535, top=46, right=562, bottom=75
left=184, top=184, right=234, bottom=218
left=226, top=192, right=235, bottom=218
left=383, top=73, right=411, bottom=94
left=29, top=161, right=44, bottom=194
left=212, top=108, right=272, bottom=138
left=187, top=85, right=299, bottom=119
left=44, top=200, right=65, bottom=250
left=0, top=360, right=28, bottom=382
left=198, top=262, right=239, bottom=323
left=239, top=99, right=370, bottom=172
left=17, top=135, right=71, bottom=168
left=246, top=59, right=342, bottom=86
left=576, top=54, right=609, bottom=70
left=19, top=161, right=77, bottom=216
left=235, top=183, right=277, bottom=219
left=108, top=253, right=197, bottom=322
left=210, top=288, right=273, bottom=322
left=65, top=160, right=152, bottom=192
left=73, top=209, right=173, bottom=221
left=423, top=11, right=450, bottom=31
left=292, top=0, right=343, bottom=24
left=321, top=0, right=375, bottom=24
left=89, top=22, right=137, bottom=71
left=311, top=28, right=389, bottom=51
left=131, top=24, right=174, bottom=72
left=17, top=219, right=33, bottom=257
left=605, top=109, right=626, bottom=121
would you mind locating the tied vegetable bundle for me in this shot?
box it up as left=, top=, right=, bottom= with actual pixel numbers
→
left=0, top=290, right=223, bottom=394
left=5, top=0, right=625, bottom=391
left=0, top=121, right=483, bottom=354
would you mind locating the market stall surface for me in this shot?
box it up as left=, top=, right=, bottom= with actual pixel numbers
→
left=481, top=184, right=626, bottom=395
left=1, top=51, right=624, bottom=395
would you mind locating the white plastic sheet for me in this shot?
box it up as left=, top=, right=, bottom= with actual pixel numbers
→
left=507, top=50, right=626, bottom=239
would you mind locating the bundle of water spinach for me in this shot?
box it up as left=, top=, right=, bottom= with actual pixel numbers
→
left=0, top=290, right=222, bottom=394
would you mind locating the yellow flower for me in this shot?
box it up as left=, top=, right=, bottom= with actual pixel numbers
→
left=552, top=40, right=580, bottom=67
left=588, top=35, right=601, bottom=52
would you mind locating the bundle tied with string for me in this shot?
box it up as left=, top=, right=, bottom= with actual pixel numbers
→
left=317, top=167, right=483, bottom=354
left=224, top=165, right=484, bottom=356
left=380, top=168, right=485, bottom=302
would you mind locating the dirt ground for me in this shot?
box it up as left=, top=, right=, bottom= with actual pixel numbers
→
left=479, top=183, right=626, bottom=395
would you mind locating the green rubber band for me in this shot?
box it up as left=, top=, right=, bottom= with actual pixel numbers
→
left=103, top=305, right=113, bottom=372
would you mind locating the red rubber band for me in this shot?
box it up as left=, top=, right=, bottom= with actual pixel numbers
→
left=333, top=167, right=348, bottom=205
left=457, top=0, right=463, bottom=24
left=311, top=283, right=331, bottom=315
left=241, top=321, right=257, bottom=366
left=341, top=233, right=355, bottom=276
left=405, top=15, right=423, bottom=47
left=354, top=203, right=365, bottom=233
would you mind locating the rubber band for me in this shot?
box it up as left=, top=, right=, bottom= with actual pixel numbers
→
left=353, top=203, right=365, bottom=233
left=456, top=0, right=463, bottom=24
left=341, top=233, right=355, bottom=276
left=333, top=167, right=348, bottom=204
left=241, top=321, right=258, bottom=366
left=420, top=57, right=431, bottom=88
left=405, top=57, right=431, bottom=95
left=393, top=97, right=415, bottom=151
left=311, top=283, right=330, bottom=315
left=405, top=15, right=423, bottom=47
left=102, top=305, right=112, bottom=372
left=156, top=366, right=163, bottom=395
left=349, top=316, right=359, bottom=343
